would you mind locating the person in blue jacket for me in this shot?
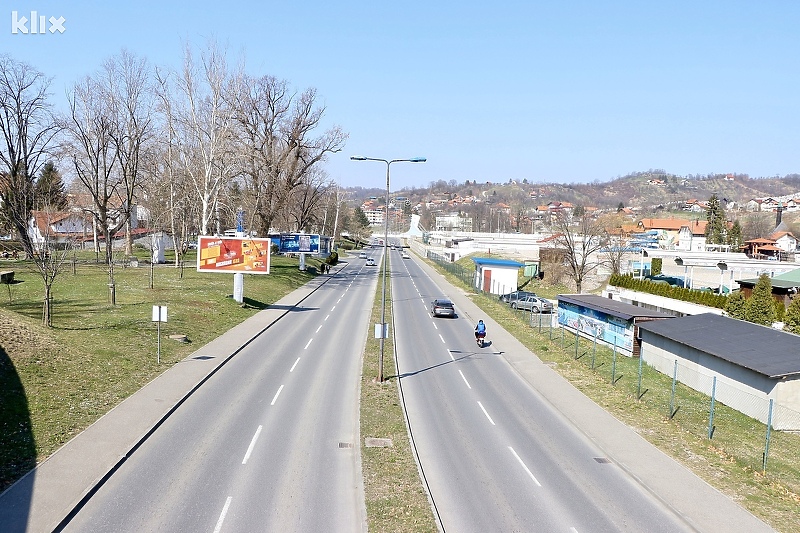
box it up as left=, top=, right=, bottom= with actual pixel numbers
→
left=474, top=319, right=486, bottom=339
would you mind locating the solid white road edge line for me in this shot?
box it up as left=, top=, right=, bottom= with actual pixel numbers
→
left=270, top=385, right=284, bottom=406
left=213, top=496, right=232, bottom=533
left=242, top=425, right=263, bottom=464
left=478, top=401, right=496, bottom=425
left=508, top=446, right=542, bottom=487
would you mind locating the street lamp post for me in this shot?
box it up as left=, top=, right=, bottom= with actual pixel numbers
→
left=351, top=155, right=426, bottom=382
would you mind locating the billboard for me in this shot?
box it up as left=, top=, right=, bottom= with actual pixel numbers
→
left=279, top=233, right=320, bottom=253
left=196, top=236, right=271, bottom=274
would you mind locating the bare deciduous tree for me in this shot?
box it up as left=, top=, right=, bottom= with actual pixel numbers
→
left=17, top=205, right=75, bottom=326
left=0, top=55, right=59, bottom=255
left=63, top=75, right=120, bottom=266
left=551, top=211, right=609, bottom=293
left=230, top=74, right=346, bottom=235
left=171, top=41, right=242, bottom=235
left=103, top=50, right=153, bottom=256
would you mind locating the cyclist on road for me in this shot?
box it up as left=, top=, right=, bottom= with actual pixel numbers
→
left=474, top=319, right=486, bottom=339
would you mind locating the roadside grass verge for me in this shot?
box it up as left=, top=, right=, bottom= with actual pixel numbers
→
left=0, top=255, right=322, bottom=492
left=360, top=261, right=438, bottom=533
left=430, top=260, right=800, bottom=533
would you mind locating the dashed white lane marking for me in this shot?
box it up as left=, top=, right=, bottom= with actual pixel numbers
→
left=478, top=401, right=495, bottom=425
left=508, top=446, right=542, bottom=487
left=316, top=325, right=322, bottom=333
left=325, top=314, right=330, bottom=321
left=432, top=322, right=438, bottom=330
left=213, top=496, right=232, bottom=533
left=448, top=350, right=455, bottom=361
left=270, top=385, right=284, bottom=406
left=304, top=339, right=313, bottom=350
left=439, top=334, right=446, bottom=344
left=290, top=357, right=300, bottom=372
left=331, top=305, right=336, bottom=311
left=459, top=370, right=471, bottom=389
left=242, top=425, right=263, bottom=464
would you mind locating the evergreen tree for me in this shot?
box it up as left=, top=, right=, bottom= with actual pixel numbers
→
left=353, top=206, right=370, bottom=228
left=744, top=274, right=777, bottom=326
left=34, top=161, right=68, bottom=210
left=725, top=290, right=746, bottom=319
left=784, top=298, right=800, bottom=334
left=704, top=194, right=726, bottom=244
left=651, top=257, right=662, bottom=275
left=727, top=219, right=743, bottom=250
left=774, top=299, right=786, bottom=323
left=617, top=201, right=625, bottom=212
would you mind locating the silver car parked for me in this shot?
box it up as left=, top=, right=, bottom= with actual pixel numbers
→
left=510, top=295, right=553, bottom=313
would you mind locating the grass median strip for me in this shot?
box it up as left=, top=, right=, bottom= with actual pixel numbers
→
left=359, top=258, right=438, bottom=532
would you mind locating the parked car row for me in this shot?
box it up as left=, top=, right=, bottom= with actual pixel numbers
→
left=498, top=290, right=553, bottom=313
left=510, top=295, right=553, bottom=313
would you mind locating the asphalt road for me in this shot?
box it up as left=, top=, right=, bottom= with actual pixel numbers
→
left=62, top=256, right=378, bottom=533
left=390, top=249, right=696, bottom=532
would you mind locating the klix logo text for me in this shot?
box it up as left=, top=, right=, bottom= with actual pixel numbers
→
left=11, top=11, right=66, bottom=34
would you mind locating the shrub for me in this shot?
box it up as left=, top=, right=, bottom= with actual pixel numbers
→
left=775, top=299, right=786, bottom=322
left=784, top=298, right=800, bottom=334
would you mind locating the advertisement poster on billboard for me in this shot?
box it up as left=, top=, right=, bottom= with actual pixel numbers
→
left=279, top=233, right=320, bottom=254
left=196, top=236, right=271, bottom=274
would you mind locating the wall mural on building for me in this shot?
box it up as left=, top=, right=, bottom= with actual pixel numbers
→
left=557, top=301, right=634, bottom=352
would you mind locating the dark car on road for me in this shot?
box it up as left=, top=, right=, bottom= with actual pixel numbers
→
left=430, top=299, right=455, bottom=318
left=499, top=290, right=535, bottom=303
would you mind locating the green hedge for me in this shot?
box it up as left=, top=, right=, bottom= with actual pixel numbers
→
left=609, top=273, right=728, bottom=309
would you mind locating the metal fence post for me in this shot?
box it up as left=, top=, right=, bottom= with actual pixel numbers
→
left=763, top=399, right=774, bottom=473
left=637, top=346, right=644, bottom=399
left=669, top=360, right=678, bottom=419
left=611, top=338, right=617, bottom=384
left=707, top=376, right=717, bottom=439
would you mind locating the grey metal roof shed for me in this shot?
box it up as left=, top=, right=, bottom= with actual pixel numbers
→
left=637, top=313, right=800, bottom=379
left=557, top=294, right=675, bottom=321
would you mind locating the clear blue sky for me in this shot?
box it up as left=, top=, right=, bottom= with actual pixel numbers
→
left=4, top=1, right=800, bottom=191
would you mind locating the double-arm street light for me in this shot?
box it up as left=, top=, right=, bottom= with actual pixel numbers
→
left=350, top=155, right=426, bottom=382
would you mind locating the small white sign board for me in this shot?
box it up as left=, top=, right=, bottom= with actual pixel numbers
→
left=374, top=323, right=389, bottom=339
left=152, top=305, right=168, bottom=322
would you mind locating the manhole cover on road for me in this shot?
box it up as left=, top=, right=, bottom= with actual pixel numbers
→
left=364, top=438, right=393, bottom=448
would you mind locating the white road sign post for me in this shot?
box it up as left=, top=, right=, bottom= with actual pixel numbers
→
left=152, top=305, right=168, bottom=364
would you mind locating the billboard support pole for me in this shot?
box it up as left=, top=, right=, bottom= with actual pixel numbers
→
left=234, top=273, right=244, bottom=303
